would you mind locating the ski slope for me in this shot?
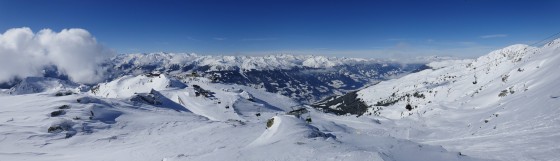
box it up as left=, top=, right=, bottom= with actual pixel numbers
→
left=354, top=40, right=560, bottom=161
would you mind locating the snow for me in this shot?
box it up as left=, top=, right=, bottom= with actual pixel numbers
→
left=0, top=75, right=485, bottom=161
left=2, top=39, right=559, bottom=161
left=91, top=74, right=185, bottom=98
left=112, top=53, right=383, bottom=71
left=7, top=77, right=80, bottom=95
left=302, top=56, right=338, bottom=68
left=328, top=80, right=346, bottom=88
left=248, top=115, right=334, bottom=147
left=355, top=41, right=560, bottom=160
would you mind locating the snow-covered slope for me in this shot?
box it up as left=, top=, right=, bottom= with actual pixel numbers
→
left=90, top=74, right=186, bottom=98
left=89, top=73, right=288, bottom=121
left=0, top=73, right=488, bottom=161
left=248, top=115, right=335, bottom=147
left=315, top=39, right=560, bottom=160
left=357, top=44, right=539, bottom=118
left=4, top=39, right=559, bottom=161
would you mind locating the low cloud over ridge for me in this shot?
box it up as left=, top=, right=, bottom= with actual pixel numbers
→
left=0, top=27, right=114, bottom=84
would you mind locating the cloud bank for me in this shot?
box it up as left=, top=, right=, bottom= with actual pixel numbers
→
left=0, top=27, right=114, bottom=84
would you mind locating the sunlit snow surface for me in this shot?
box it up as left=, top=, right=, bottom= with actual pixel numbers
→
left=0, top=76, right=483, bottom=161
left=357, top=40, right=560, bottom=161
left=1, top=40, right=559, bottom=160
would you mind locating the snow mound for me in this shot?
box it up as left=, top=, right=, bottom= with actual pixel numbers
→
left=8, top=77, right=80, bottom=95
left=248, top=115, right=334, bottom=147
left=91, top=74, right=186, bottom=98
left=239, top=90, right=253, bottom=100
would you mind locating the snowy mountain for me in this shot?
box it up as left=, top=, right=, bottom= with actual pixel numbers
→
left=1, top=40, right=559, bottom=161
left=0, top=73, right=487, bottom=161
left=106, top=53, right=428, bottom=102
left=0, top=53, right=428, bottom=103
left=313, top=39, right=560, bottom=160
left=6, top=77, right=86, bottom=95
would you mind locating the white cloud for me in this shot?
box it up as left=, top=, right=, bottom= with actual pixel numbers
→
left=0, top=27, right=114, bottom=84
left=480, top=34, right=508, bottom=39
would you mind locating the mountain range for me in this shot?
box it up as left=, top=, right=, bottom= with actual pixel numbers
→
left=1, top=39, right=559, bottom=161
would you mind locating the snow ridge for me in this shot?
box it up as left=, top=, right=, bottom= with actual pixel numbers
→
left=90, top=74, right=186, bottom=98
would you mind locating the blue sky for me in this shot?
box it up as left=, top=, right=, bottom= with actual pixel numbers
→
left=1, top=0, right=559, bottom=58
